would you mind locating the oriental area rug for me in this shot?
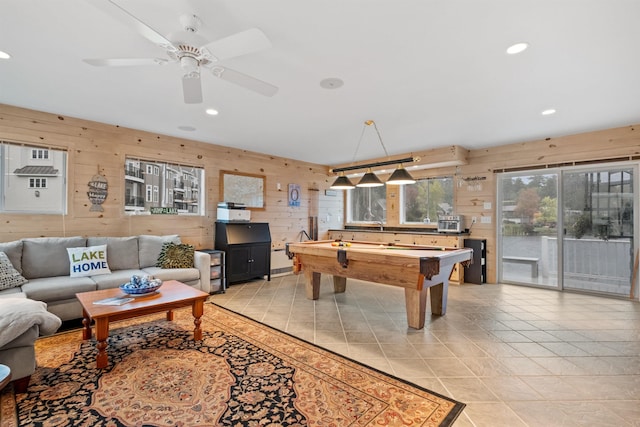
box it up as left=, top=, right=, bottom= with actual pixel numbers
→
left=1, top=303, right=464, bottom=426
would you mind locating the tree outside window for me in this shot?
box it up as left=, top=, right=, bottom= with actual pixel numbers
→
left=402, top=177, right=453, bottom=223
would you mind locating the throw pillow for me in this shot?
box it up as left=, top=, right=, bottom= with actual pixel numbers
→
left=67, top=245, right=111, bottom=277
left=0, top=251, right=28, bottom=290
left=156, top=243, right=195, bottom=269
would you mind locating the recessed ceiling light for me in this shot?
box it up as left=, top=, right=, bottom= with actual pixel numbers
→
left=178, top=125, right=196, bottom=131
left=0, top=51, right=11, bottom=59
left=541, top=109, right=556, bottom=116
left=319, top=77, right=344, bottom=89
left=205, top=108, right=219, bottom=116
left=506, top=42, right=529, bottom=55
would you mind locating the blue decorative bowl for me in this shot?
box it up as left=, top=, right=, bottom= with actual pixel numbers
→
left=120, top=280, right=162, bottom=295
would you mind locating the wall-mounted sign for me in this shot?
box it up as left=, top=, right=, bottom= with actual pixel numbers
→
left=87, top=171, right=108, bottom=212
left=150, top=207, right=178, bottom=215
left=288, top=183, right=301, bottom=207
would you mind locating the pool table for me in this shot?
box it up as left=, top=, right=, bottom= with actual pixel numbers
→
left=286, top=240, right=473, bottom=329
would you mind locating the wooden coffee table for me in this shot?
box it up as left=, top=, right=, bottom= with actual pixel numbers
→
left=76, top=280, right=209, bottom=368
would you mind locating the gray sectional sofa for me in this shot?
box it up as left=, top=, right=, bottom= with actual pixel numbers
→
left=0, top=234, right=211, bottom=321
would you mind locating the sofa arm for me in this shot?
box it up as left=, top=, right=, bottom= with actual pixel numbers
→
left=194, top=251, right=211, bottom=294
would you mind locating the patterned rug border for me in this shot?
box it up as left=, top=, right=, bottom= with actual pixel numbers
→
left=210, top=301, right=466, bottom=425
left=1, top=302, right=466, bottom=427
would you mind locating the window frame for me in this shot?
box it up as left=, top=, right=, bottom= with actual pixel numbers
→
left=125, top=157, right=205, bottom=216
left=1, top=141, right=67, bottom=214
left=29, top=177, right=48, bottom=188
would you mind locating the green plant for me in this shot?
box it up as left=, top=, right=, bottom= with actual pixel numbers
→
left=572, top=213, right=591, bottom=239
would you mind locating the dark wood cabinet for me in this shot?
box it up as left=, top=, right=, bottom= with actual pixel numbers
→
left=215, top=222, right=271, bottom=284
left=464, top=238, right=486, bottom=284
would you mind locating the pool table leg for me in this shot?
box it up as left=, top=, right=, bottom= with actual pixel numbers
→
left=405, top=286, right=428, bottom=329
left=429, top=282, right=448, bottom=315
left=305, top=270, right=321, bottom=299
left=333, top=276, right=346, bottom=293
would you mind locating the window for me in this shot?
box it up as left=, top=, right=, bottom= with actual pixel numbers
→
left=29, top=178, right=47, bottom=188
left=125, top=157, right=204, bottom=215
left=31, top=149, right=49, bottom=160
left=347, top=186, right=387, bottom=223
left=401, top=177, right=454, bottom=223
left=1, top=141, right=67, bottom=213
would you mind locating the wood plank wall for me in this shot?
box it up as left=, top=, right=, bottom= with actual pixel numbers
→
left=0, top=104, right=344, bottom=250
left=2, top=103, right=640, bottom=284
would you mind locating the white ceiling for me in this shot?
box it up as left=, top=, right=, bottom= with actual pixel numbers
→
left=2, top=0, right=640, bottom=166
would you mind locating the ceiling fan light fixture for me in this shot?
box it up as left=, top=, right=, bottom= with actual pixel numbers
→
left=356, top=169, right=384, bottom=187
left=180, top=55, right=200, bottom=76
left=330, top=173, right=355, bottom=190
left=386, top=164, right=416, bottom=185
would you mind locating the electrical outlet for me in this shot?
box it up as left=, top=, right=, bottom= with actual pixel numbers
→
left=472, top=217, right=477, bottom=224
left=481, top=216, right=492, bottom=224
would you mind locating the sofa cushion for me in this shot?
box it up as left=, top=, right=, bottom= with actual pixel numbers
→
left=22, top=237, right=87, bottom=279
left=21, top=276, right=96, bottom=302
left=142, top=267, right=200, bottom=284
left=0, top=240, right=23, bottom=274
left=91, top=269, right=147, bottom=291
left=156, top=242, right=195, bottom=269
left=138, top=235, right=180, bottom=269
left=87, top=237, right=139, bottom=271
left=67, top=245, right=111, bottom=277
left=0, top=288, right=26, bottom=298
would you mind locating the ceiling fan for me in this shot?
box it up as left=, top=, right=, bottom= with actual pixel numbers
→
left=83, top=0, right=278, bottom=103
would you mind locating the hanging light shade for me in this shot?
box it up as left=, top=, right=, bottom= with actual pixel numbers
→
left=330, top=172, right=355, bottom=190
left=356, top=168, right=384, bottom=187
left=386, top=164, right=416, bottom=185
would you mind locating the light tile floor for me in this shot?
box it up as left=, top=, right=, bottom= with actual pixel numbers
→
left=211, top=274, right=640, bottom=427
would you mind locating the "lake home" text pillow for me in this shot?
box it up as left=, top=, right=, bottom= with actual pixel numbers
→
left=67, top=244, right=111, bottom=277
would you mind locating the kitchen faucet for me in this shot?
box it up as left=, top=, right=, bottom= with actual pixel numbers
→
left=376, top=220, right=384, bottom=231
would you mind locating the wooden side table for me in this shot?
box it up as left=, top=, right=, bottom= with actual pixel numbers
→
left=0, top=364, right=11, bottom=390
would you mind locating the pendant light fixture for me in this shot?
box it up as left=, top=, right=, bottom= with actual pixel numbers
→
left=356, top=168, right=384, bottom=187
left=329, top=120, right=416, bottom=189
left=329, top=172, right=355, bottom=189
left=386, top=164, right=416, bottom=185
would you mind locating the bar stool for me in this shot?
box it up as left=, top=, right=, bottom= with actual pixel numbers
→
left=0, top=364, right=11, bottom=390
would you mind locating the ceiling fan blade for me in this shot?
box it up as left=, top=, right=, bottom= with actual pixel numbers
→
left=83, top=58, right=168, bottom=67
left=182, top=74, right=203, bottom=104
left=88, top=0, right=176, bottom=49
left=203, top=28, right=272, bottom=61
left=210, top=66, right=278, bottom=97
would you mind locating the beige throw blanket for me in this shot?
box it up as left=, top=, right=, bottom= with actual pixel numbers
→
left=0, top=298, right=62, bottom=347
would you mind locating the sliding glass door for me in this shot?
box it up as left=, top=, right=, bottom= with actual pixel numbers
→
left=498, top=172, right=559, bottom=288
left=562, top=167, right=634, bottom=296
left=498, top=163, right=636, bottom=297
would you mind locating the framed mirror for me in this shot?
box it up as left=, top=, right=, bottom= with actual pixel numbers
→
left=220, top=170, right=266, bottom=210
